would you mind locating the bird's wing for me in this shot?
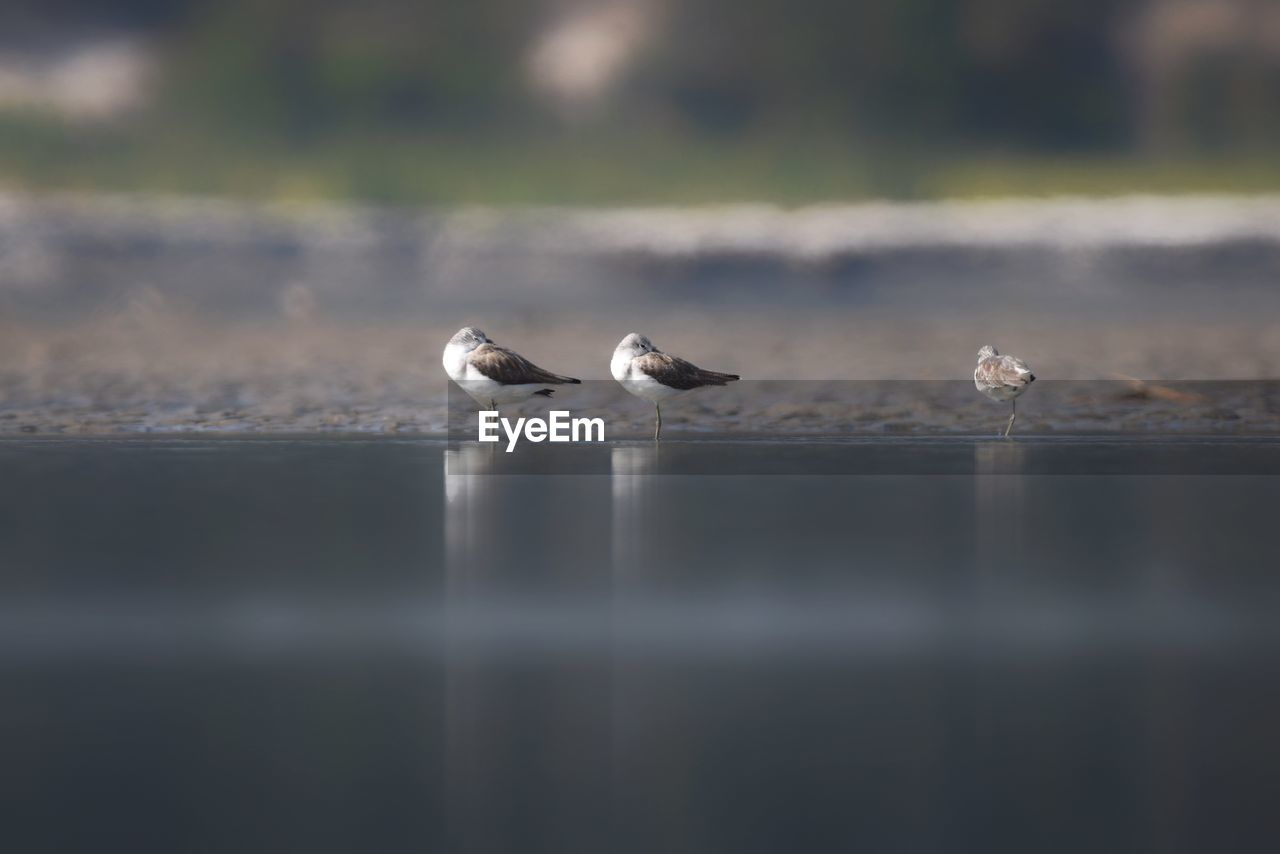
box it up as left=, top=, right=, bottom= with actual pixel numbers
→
left=469, top=344, right=580, bottom=385
left=634, top=352, right=739, bottom=390
left=1000, top=355, right=1034, bottom=384
left=977, top=355, right=1033, bottom=389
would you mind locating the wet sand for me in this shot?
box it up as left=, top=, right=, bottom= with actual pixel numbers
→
left=2, top=192, right=1278, bottom=435
left=2, top=313, right=1277, bottom=435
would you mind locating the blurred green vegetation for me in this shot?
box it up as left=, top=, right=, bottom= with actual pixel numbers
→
left=0, top=0, right=1278, bottom=202
left=4, top=116, right=1280, bottom=204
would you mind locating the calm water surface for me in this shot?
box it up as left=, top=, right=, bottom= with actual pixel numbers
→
left=3, top=438, right=1280, bottom=853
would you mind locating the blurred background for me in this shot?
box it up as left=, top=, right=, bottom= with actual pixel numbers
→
left=1, top=0, right=1278, bottom=432
left=2, top=0, right=1280, bottom=201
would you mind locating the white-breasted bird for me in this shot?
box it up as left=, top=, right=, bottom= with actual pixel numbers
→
left=443, top=327, right=580, bottom=410
left=973, top=345, right=1035, bottom=437
left=611, top=333, right=739, bottom=440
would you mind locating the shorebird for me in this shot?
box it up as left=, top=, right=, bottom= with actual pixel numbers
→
left=611, top=333, right=739, bottom=440
left=443, top=327, right=580, bottom=410
left=974, top=345, right=1035, bottom=437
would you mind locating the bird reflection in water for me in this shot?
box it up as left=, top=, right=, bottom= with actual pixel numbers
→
left=441, top=443, right=613, bottom=851
left=973, top=440, right=1030, bottom=582
left=610, top=444, right=659, bottom=583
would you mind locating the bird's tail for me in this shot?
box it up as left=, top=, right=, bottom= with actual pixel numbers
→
left=699, top=370, right=740, bottom=385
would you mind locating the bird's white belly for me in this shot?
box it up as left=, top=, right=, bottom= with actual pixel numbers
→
left=456, top=374, right=549, bottom=406
left=617, top=370, right=685, bottom=403
left=976, top=381, right=1026, bottom=402
left=445, top=348, right=550, bottom=406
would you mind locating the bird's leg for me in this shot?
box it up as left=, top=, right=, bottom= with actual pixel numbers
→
left=487, top=400, right=498, bottom=455
left=654, top=403, right=662, bottom=442
left=1004, top=398, right=1017, bottom=438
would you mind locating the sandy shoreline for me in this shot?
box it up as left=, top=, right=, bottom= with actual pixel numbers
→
left=2, top=192, right=1278, bottom=435
left=3, top=306, right=1278, bottom=436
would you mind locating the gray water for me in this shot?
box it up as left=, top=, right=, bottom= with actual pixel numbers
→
left=4, top=438, right=1280, bottom=853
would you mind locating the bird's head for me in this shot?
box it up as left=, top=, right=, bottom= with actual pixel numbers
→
left=450, top=326, right=490, bottom=352
left=616, top=333, right=656, bottom=358
left=977, top=345, right=998, bottom=362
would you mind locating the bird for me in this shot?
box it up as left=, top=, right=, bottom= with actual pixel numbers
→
left=973, top=345, right=1035, bottom=437
left=443, top=327, right=580, bottom=410
left=611, top=333, right=739, bottom=440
